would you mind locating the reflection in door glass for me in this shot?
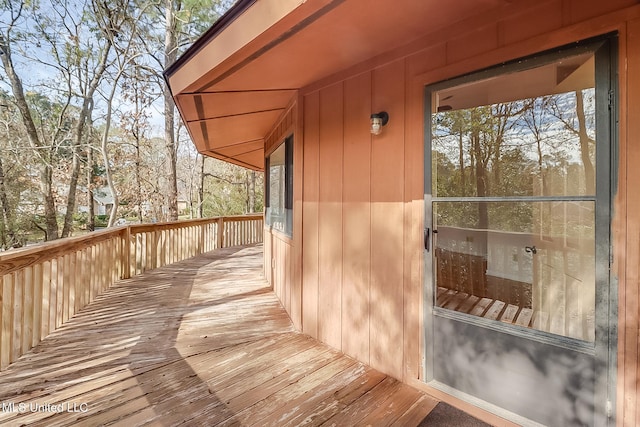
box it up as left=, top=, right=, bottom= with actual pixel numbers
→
left=431, top=53, right=596, bottom=342
left=434, top=201, right=595, bottom=342
left=432, top=53, right=595, bottom=199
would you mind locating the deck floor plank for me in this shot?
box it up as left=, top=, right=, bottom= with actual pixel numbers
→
left=357, top=383, right=426, bottom=427
left=0, top=245, right=441, bottom=426
left=389, top=394, right=440, bottom=426
left=319, top=376, right=403, bottom=426
left=278, top=367, right=388, bottom=427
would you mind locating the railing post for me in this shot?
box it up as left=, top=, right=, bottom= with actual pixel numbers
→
left=217, top=217, right=225, bottom=249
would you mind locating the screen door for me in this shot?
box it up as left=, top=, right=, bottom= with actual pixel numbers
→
left=424, top=39, right=616, bottom=426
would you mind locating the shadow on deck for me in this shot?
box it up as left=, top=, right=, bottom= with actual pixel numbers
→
left=0, top=244, right=450, bottom=426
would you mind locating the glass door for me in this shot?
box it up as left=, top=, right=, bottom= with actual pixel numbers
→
left=424, top=39, right=615, bottom=426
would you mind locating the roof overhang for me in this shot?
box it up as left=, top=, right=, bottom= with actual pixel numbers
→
left=165, top=0, right=524, bottom=171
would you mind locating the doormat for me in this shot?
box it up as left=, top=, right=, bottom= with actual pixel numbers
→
left=418, top=402, right=492, bottom=426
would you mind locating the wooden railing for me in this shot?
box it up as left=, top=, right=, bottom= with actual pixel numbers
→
left=0, top=214, right=263, bottom=371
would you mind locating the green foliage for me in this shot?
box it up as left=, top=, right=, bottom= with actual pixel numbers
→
left=94, top=215, right=108, bottom=228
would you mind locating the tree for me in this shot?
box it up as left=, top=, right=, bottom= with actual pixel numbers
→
left=1, top=0, right=135, bottom=239
left=573, top=90, right=596, bottom=195
left=119, top=63, right=154, bottom=223
left=52, top=1, right=115, bottom=237
left=0, top=93, right=19, bottom=248
left=133, top=0, right=234, bottom=220
left=0, top=1, right=65, bottom=240
left=433, top=101, right=536, bottom=231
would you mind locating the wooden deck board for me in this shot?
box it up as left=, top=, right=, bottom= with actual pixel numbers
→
left=320, top=376, right=403, bottom=426
left=0, top=245, right=440, bottom=426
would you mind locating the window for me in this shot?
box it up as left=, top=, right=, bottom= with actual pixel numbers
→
left=266, top=135, right=293, bottom=236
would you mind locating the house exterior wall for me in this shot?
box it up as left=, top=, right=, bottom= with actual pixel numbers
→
left=264, top=105, right=303, bottom=331
left=298, top=63, right=417, bottom=381
left=263, top=0, right=640, bottom=423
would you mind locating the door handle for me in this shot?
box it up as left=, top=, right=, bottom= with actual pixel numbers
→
left=425, top=228, right=429, bottom=251
left=525, top=245, right=537, bottom=255
left=425, top=228, right=436, bottom=252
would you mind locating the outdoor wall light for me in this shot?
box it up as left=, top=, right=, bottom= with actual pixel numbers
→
left=370, top=111, right=389, bottom=135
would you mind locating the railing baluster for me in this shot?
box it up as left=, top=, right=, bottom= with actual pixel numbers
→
left=1, top=274, right=10, bottom=370
left=23, top=267, right=33, bottom=354
left=102, top=241, right=108, bottom=291
left=12, top=271, right=21, bottom=363
left=41, top=260, right=50, bottom=340
left=50, top=258, right=58, bottom=339
left=89, top=246, right=96, bottom=303
left=33, top=263, right=42, bottom=348
left=68, top=252, right=76, bottom=322
left=75, top=251, right=81, bottom=313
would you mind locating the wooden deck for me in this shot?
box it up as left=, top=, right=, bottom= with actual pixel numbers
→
left=0, top=244, right=440, bottom=426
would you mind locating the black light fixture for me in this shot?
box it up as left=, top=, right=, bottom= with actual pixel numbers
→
left=370, top=111, right=389, bottom=135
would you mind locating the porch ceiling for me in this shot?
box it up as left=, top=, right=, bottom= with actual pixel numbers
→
left=165, top=0, right=513, bottom=171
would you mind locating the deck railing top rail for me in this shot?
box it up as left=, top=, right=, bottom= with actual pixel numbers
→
left=0, top=227, right=127, bottom=276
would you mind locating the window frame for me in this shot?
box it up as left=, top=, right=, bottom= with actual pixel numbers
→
left=265, top=134, right=294, bottom=237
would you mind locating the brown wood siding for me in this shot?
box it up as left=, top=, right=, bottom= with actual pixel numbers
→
left=264, top=102, right=299, bottom=328
left=291, top=95, right=304, bottom=331
left=287, top=0, right=640, bottom=422
left=301, top=62, right=409, bottom=379
left=317, top=83, right=344, bottom=350
left=267, top=231, right=293, bottom=316
left=302, top=92, right=320, bottom=339
left=369, top=62, right=406, bottom=380
left=342, top=72, right=372, bottom=364
left=265, top=106, right=295, bottom=156
left=263, top=227, right=272, bottom=285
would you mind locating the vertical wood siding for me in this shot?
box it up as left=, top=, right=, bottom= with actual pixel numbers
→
left=274, top=0, right=640, bottom=423
left=341, top=72, right=372, bottom=364
left=301, top=62, right=409, bottom=379
left=267, top=232, right=294, bottom=317
left=264, top=104, right=303, bottom=330
left=317, top=83, right=344, bottom=350
left=302, top=93, right=320, bottom=339
left=369, top=62, right=406, bottom=380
